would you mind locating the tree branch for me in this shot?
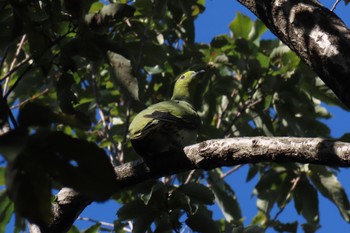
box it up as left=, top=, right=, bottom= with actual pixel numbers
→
left=30, top=136, right=350, bottom=233
left=237, top=0, right=350, bottom=108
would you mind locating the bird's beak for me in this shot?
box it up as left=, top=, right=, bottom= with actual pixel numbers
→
left=193, top=70, right=205, bottom=77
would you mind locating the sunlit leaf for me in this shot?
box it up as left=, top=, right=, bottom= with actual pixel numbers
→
left=229, top=12, right=253, bottom=39
left=81, top=223, right=101, bottom=233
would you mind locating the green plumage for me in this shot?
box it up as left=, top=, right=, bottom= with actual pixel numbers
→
left=129, top=70, right=204, bottom=158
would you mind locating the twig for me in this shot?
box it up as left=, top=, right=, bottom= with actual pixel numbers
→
left=271, top=176, right=301, bottom=222
left=0, top=56, right=31, bottom=83
left=119, top=102, right=131, bottom=163
left=10, top=88, right=49, bottom=109
left=221, top=165, right=242, bottom=179
left=184, top=170, right=197, bottom=184
left=224, top=98, right=263, bottom=137
left=3, top=28, right=75, bottom=98
left=331, top=0, right=341, bottom=11
left=77, top=217, right=114, bottom=228
left=3, top=35, right=27, bottom=95
left=91, top=63, right=119, bottom=165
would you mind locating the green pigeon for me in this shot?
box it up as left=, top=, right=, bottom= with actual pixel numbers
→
left=129, top=70, right=204, bottom=158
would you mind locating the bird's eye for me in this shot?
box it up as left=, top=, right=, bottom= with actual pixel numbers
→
left=180, top=75, right=185, bottom=79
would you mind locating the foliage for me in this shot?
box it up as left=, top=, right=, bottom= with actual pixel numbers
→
left=0, top=0, right=349, bottom=232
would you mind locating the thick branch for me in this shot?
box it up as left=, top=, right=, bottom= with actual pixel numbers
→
left=34, top=136, right=350, bottom=233
left=238, top=0, right=350, bottom=108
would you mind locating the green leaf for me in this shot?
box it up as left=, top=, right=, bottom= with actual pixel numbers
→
left=308, top=165, right=350, bottom=222
left=229, top=12, right=253, bottom=39
left=0, top=190, right=14, bottom=233
left=107, top=51, right=139, bottom=101
left=81, top=223, right=101, bottom=233
left=185, top=205, right=220, bottom=233
left=208, top=169, right=242, bottom=223
left=248, top=20, right=267, bottom=43
left=179, top=182, right=215, bottom=205
left=293, top=176, right=319, bottom=223
left=0, top=167, right=5, bottom=186
left=68, top=225, right=81, bottom=233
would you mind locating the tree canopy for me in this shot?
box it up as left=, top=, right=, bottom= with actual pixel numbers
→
left=1, top=0, right=350, bottom=232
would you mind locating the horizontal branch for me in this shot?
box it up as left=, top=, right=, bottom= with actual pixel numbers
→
left=34, top=136, right=350, bottom=233
left=115, top=137, right=350, bottom=187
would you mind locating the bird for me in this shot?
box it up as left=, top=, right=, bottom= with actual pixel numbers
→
left=128, top=70, right=204, bottom=159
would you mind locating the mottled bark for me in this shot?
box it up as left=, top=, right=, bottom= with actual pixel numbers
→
left=30, top=137, right=350, bottom=233
left=237, top=0, right=350, bottom=108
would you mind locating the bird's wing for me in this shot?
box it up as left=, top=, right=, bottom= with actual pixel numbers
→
left=129, top=100, right=200, bottom=140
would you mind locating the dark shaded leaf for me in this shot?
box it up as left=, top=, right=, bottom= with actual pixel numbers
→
left=18, top=102, right=56, bottom=127
left=272, top=220, right=298, bottom=233
left=133, top=213, right=154, bottom=233
left=308, top=165, right=350, bottom=222
left=141, top=181, right=166, bottom=205
left=208, top=169, right=242, bottom=223
left=293, top=176, right=319, bottom=223
left=57, top=73, right=78, bottom=114
left=185, top=205, right=220, bottom=233
left=6, top=156, right=52, bottom=224
left=301, top=222, right=320, bottom=233
left=117, top=199, right=151, bottom=220
left=0, top=128, right=28, bottom=163
left=42, top=132, right=116, bottom=201
left=179, top=182, right=215, bottom=205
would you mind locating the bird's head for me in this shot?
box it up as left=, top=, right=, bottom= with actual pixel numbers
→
left=171, top=70, right=205, bottom=103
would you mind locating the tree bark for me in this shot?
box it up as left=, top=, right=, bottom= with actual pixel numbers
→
left=30, top=136, right=350, bottom=232
left=237, top=0, right=350, bottom=108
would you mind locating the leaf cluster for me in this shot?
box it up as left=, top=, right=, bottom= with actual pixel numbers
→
left=0, top=1, right=349, bottom=232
